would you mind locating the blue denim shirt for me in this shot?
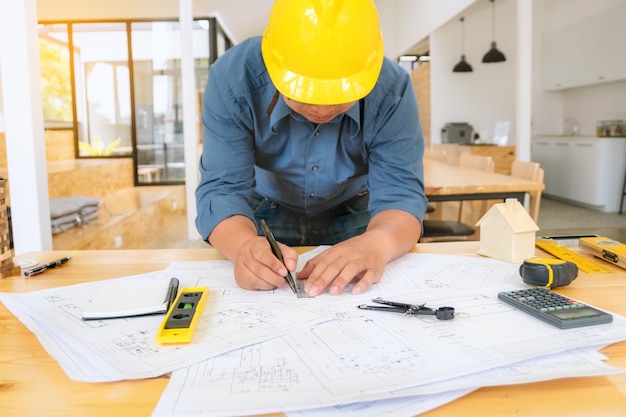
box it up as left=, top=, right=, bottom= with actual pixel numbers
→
left=195, top=36, right=427, bottom=240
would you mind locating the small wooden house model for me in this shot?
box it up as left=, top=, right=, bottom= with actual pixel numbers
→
left=476, top=198, right=539, bottom=263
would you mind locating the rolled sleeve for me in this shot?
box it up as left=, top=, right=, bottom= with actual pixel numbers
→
left=195, top=55, right=259, bottom=239
left=364, top=61, right=428, bottom=223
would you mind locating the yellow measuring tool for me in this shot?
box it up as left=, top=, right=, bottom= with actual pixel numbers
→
left=156, top=286, right=208, bottom=344
left=535, top=239, right=611, bottom=273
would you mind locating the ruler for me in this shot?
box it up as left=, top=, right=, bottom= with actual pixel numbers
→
left=535, top=240, right=611, bottom=273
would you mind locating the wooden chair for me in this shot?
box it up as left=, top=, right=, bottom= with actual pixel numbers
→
left=510, top=160, right=544, bottom=222
left=459, top=153, right=495, bottom=173
left=420, top=154, right=495, bottom=242
left=423, top=148, right=448, bottom=214
left=458, top=154, right=495, bottom=221
left=424, top=148, right=448, bottom=163
left=421, top=154, right=495, bottom=242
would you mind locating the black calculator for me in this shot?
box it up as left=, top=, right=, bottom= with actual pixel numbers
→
left=498, top=288, right=613, bottom=329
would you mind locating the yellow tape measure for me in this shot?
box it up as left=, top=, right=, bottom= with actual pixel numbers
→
left=520, top=258, right=578, bottom=288
left=535, top=240, right=611, bottom=273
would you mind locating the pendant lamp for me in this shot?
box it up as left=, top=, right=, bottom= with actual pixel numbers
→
left=482, top=0, right=506, bottom=63
left=453, top=17, right=473, bottom=73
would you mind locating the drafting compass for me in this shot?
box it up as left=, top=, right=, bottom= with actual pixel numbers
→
left=357, top=297, right=461, bottom=320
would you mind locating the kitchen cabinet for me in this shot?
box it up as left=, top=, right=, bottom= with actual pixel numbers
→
left=541, top=3, right=626, bottom=90
left=531, top=136, right=626, bottom=212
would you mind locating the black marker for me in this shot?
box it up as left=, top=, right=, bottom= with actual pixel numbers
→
left=165, top=277, right=180, bottom=310
left=24, top=256, right=72, bottom=277
left=260, top=219, right=297, bottom=294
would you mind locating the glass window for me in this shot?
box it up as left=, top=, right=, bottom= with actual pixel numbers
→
left=131, top=20, right=209, bottom=184
left=38, top=24, right=73, bottom=129
left=35, top=18, right=227, bottom=185
left=73, top=22, right=132, bottom=157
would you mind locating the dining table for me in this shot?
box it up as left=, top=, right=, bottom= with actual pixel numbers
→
left=424, top=158, right=544, bottom=202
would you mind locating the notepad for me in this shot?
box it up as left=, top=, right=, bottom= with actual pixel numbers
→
left=82, top=278, right=178, bottom=320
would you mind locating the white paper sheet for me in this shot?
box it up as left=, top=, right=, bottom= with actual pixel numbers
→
left=0, top=268, right=329, bottom=381
left=284, top=346, right=619, bottom=417
left=152, top=344, right=623, bottom=417
left=2, top=250, right=625, bottom=417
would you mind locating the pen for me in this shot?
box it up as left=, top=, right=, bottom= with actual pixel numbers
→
left=260, top=219, right=297, bottom=294
left=165, top=277, right=180, bottom=310
left=24, top=256, right=72, bottom=277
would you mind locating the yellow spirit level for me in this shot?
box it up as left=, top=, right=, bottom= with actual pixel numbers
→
left=156, top=286, right=208, bottom=344
left=579, top=236, right=626, bottom=270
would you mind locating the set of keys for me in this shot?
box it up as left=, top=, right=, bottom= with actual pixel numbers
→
left=357, top=297, right=465, bottom=320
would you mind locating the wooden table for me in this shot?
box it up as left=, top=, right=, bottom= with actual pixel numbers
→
left=424, top=159, right=544, bottom=202
left=1, top=242, right=625, bottom=417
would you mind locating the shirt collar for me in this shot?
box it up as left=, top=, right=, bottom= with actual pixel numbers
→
left=270, top=95, right=362, bottom=133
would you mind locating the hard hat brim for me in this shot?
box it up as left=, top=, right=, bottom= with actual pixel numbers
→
left=262, top=36, right=384, bottom=106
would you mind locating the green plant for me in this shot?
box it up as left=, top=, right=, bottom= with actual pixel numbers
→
left=78, top=135, right=121, bottom=156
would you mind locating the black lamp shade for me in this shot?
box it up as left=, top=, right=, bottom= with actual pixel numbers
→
left=453, top=17, right=472, bottom=73
left=482, top=41, right=506, bottom=63
left=453, top=55, right=473, bottom=72
left=483, top=0, right=506, bottom=64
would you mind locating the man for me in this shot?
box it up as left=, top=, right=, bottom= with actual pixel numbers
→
left=196, top=0, right=427, bottom=296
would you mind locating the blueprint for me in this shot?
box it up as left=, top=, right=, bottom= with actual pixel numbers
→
left=2, top=250, right=625, bottom=417
left=152, top=336, right=623, bottom=417
left=0, top=268, right=329, bottom=381
left=284, top=346, right=617, bottom=417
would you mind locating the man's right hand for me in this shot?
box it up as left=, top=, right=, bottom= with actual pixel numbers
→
left=208, top=216, right=298, bottom=290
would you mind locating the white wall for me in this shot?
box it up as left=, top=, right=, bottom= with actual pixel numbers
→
left=0, top=66, right=4, bottom=132
left=378, top=0, right=476, bottom=59
left=430, top=0, right=626, bottom=145
left=431, top=0, right=517, bottom=144
left=531, top=0, right=626, bottom=136
left=562, top=82, right=626, bottom=136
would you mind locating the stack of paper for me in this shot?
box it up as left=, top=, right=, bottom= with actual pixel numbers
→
left=1, top=249, right=625, bottom=417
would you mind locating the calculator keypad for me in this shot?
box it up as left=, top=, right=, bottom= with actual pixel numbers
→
left=508, top=289, right=583, bottom=312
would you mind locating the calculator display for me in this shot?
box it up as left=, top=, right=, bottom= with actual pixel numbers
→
left=550, top=307, right=606, bottom=320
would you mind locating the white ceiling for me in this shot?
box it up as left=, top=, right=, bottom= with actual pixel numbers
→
left=36, top=0, right=476, bottom=59
left=197, top=0, right=273, bottom=44
left=199, top=0, right=475, bottom=58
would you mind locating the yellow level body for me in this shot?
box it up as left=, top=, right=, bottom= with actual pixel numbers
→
left=535, top=239, right=611, bottom=273
left=156, top=286, right=208, bottom=344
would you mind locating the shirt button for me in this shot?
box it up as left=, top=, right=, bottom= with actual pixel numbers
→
left=309, top=193, right=315, bottom=198
left=311, top=165, right=318, bottom=171
left=314, top=131, right=320, bottom=136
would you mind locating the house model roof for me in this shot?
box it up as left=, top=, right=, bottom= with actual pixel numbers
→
left=476, top=198, right=539, bottom=233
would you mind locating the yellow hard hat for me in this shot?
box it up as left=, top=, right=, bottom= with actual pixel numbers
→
left=261, top=0, right=385, bottom=105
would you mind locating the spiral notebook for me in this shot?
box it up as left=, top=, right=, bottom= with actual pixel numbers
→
left=82, top=277, right=179, bottom=320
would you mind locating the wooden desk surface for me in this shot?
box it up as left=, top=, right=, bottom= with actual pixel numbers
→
left=424, top=159, right=544, bottom=197
left=1, top=242, right=625, bottom=417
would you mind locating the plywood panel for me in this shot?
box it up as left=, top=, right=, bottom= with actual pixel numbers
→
left=47, top=158, right=133, bottom=199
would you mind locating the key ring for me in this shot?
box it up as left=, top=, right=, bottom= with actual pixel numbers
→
left=357, top=297, right=466, bottom=320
